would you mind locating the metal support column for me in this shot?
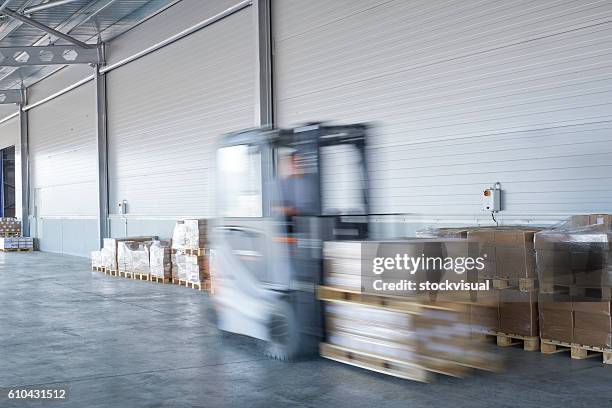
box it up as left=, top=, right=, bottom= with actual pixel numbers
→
left=18, top=88, right=29, bottom=235
left=95, top=65, right=109, bottom=247
left=253, top=0, right=273, bottom=127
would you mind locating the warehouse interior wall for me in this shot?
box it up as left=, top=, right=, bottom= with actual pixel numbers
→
left=0, top=0, right=610, bottom=255
left=272, top=0, right=612, bottom=233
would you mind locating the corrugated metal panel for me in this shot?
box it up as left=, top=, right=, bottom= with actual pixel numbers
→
left=29, top=82, right=97, bottom=217
left=273, top=0, right=612, bottom=219
left=106, top=0, right=241, bottom=65
left=107, top=5, right=255, bottom=218
left=28, top=83, right=97, bottom=255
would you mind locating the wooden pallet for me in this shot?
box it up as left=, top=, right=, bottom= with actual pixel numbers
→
left=118, top=270, right=133, bottom=279
left=102, top=267, right=118, bottom=276
left=0, top=247, right=33, bottom=252
left=540, top=339, right=612, bottom=364
left=149, top=275, right=172, bottom=284
left=132, top=272, right=150, bottom=281
left=478, top=330, right=539, bottom=351
left=172, top=247, right=206, bottom=256
left=320, top=342, right=432, bottom=382
left=172, top=278, right=210, bottom=291
left=318, top=285, right=436, bottom=314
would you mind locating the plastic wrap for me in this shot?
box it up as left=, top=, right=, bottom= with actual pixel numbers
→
left=100, top=247, right=116, bottom=270
left=184, top=219, right=207, bottom=249
left=171, top=222, right=187, bottom=249
left=0, top=217, right=21, bottom=237
left=172, top=251, right=207, bottom=283
left=535, top=222, right=612, bottom=288
left=172, top=219, right=207, bottom=250
left=467, top=228, right=541, bottom=284
left=91, top=251, right=102, bottom=268
left=536, top=215, right=612, bottom=348
left=117, top=241, right=151, bottom=273
left=0, top=237, right=19, bottom=249
left=415, top=227, right=470, bottom=239
left=149, top=240, right=172, bottom=278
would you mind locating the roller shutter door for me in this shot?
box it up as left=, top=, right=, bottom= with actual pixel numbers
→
left=273, top=0, right=612, bottom=218
left=106, top=6, right=255, bottom=226
left=28, top=83, right=98, bottom=255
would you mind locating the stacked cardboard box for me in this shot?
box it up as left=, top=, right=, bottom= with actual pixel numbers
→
left=325, top=302, right=416, bottom=362
left=149, top=240, right=172, bottom=279
left=0, top=218, right=21, bottom=236
left=171, top=220, right=209, bottom=285
left=18, top=237, right=34, bottom=249
left=172, top=252, right=208, bottom=283
left=171, top=219, right=207, bottom=250
left=321, top=240, right=498, bottom=379
left=0, top=236, right=32, bottom=249
left=0, top=237, right=19, bottom=249
left=535, top=215, right=612, bottom=349
left=467, top=227, right=542, bottom=338
left=573, top=301, right=612, bottom=349
left=100, top=236, right=157, bottom=271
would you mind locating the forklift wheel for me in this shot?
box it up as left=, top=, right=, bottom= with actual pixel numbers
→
left=264, top=300, right=301, bottom=361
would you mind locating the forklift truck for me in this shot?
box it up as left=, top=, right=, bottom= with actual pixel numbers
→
left=211, top=123, right=370, bottom=359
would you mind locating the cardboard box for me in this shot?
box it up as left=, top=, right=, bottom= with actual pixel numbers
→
left=172, top=252, right=208, bottom=283
left=468, top=228, right=540, bottom=284
left=538, top=293, right=573, bottom=342
left=589, top=214, right=612, bottom=228
left=539, top=309, right=573, bottom=343
left=573, top=329, right=612, bottom=349
left=149, top=240, right=172, bottom=279
left=535, top=224, right=612, bottom=287
left=572, top=301, right=611, bottom=315
left=469, top=289, right=500, bottom=333
left=172, top=219, right=207, bottom=250
left=499, top=290, right=538, bottom=337
left=536, top=248, right=573, bottom=286
left=574, top=312, right=612, bottom=332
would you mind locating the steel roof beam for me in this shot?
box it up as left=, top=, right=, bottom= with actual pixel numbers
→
left=24, top=0, right=81, bottom=15
left=1, top=7, right=94, bottom=49
left=0, top=44, right=104, bottom=66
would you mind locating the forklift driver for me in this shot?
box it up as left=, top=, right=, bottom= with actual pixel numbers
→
left=276, top=152, right=317, bottom=233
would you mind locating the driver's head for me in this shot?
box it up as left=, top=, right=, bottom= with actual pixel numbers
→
left=281, top=152, right=300, bottom=177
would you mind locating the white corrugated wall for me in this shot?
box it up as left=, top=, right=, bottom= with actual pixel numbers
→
left=28, top=83, right=98, bottom=256
left=106, top=2, right=255, bottom=237
left=272, top=0, right=612, bottom=225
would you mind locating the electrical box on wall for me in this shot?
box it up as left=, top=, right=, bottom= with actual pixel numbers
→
left=482, top=183, right=501, bottom=212
left=118, top=199, right=128, bottom=215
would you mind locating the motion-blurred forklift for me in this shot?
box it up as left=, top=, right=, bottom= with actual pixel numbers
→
left=211, top=123, right=370, bottom=359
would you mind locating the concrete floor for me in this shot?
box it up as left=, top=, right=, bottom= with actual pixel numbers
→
left=1, top=252, right=612, bottom=408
